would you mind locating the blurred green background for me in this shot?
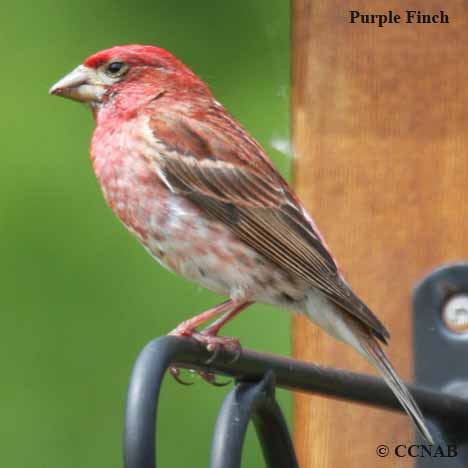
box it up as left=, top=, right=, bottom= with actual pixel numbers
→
left=1, top=1, right=290, bottom=467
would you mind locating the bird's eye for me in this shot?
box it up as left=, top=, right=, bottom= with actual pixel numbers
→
left=105, top=61, right=126, bottom=76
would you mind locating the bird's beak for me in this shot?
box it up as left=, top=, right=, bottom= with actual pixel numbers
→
left=49, top=65, right=105, bottom=103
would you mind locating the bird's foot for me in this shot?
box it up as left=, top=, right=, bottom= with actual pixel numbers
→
left=168, top=364, right=231, bottom=387
left=168, top=328, right=241, bottom=386
left=168, top=327, right=241, bottom=359
left=192, top=331, right=241, bottom=357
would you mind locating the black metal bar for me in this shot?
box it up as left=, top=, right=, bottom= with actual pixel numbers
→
left=124, top=335, right=468, bottom=468
left=210, top=371, right=298, bottom=468
left=171, top=336, right=468, bottom=430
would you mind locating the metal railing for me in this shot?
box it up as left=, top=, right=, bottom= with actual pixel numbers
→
left=123, top=335, right=468, bottom=468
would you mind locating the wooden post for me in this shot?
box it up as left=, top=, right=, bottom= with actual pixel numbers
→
left=292, top=1, right=468, bottom=466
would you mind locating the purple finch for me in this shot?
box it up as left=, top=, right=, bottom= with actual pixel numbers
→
left=50, top=45, right=432, bottom=443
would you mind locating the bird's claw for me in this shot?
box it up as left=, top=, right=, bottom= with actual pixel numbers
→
left=204, top=341, right=242, bottom=365
left=168, top=328, right=241, bottom=386
left=191, top=332, right=242, bottom=364
left=168, top=365, right=231, bottom=387
left=204, top=344, right=221, bottom=365
left=169, top=366, right=194, bottom=386
left=227, top=346, right=242, bottom=364
left=199, top=371, right=232, bottom=387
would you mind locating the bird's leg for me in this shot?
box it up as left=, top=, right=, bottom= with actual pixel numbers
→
left=201, top=301, right=254, bottom=337
left=168, top=299, right=235, bottom=338
left=170, top=300, right=251, bottom=352
left=194, top=301, right=253, bottom=385
left=196, top=301, right=253, bottom=357
left=168, top=300, right=235, bottom=385
left=168, top=300, right=252, bottom=385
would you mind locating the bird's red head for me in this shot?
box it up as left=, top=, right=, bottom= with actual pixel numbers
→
left=83, top=45, right=193, bottom=76
left=49, top=44, right=209, bottom=110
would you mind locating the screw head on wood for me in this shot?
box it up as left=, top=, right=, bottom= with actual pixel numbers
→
left=442, top=294, right=468, bottom=334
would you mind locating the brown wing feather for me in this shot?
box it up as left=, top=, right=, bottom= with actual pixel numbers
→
left=147, top=109, right=390, bottom=343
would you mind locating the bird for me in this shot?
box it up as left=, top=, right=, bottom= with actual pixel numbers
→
left=49, top=44, right=433, bottom=443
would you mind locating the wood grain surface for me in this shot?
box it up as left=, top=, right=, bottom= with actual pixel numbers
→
left=291, top=1, right=468, bottom=466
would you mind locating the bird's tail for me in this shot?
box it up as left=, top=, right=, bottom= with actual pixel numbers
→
left=304, top=292, right=433, bottom=443
left=358, top=333, right=434, bottom=444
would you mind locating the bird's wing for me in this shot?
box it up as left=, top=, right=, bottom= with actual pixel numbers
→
left=146, top=109, right=389, bottom=342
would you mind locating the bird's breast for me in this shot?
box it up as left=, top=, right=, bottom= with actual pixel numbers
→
left=91, top=119, right=172, bottom=246
left=89, top=119, right=307, bottom=303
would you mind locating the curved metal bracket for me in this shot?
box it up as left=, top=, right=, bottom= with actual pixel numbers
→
left=210, top=371, right=298, bottom=468
left=123, top=338, right=298, bottom=468
left=123, top=338, right=175, bottom=468
left=124, top=332, right=468, bottom=467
